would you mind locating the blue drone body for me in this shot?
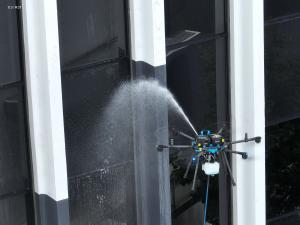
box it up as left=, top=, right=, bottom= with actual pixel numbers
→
left=157, top=127, right=261, bottom=225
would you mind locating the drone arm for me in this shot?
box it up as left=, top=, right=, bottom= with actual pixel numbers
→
left=184, top=157, right=193, bottom=179
left=223, top=150, right=248, bottom=159
left=177, top=131, right=196, bottom=141
left=217, top=123, right=227, bottom=135
left=229, top=133, right=261, bottom=145
left=156, top=144, right=192, bottom=151
left=171, top=127, right=196, bottom=141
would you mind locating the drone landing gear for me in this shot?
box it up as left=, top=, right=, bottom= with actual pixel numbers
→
left=157, top=128, right=261, bottom=225
left=220, top=152, right=236, bottom=186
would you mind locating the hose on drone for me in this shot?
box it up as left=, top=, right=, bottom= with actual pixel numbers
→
left=203, top=176, right=210, bottom=225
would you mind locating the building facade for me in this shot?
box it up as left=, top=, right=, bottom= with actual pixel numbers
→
left=0, top=0, right=299, bottom=225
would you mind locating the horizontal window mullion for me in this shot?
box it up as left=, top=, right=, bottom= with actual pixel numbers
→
left=0, top=189, right=29, bottom=201
left=0, top=80, right=23, bottom=89
left=61, top=56, right=129, bottom=74
left=166, top=32, right=227, bottom=52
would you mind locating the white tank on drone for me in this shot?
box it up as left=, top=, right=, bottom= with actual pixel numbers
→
left=202, top=162, right=220, bottom=175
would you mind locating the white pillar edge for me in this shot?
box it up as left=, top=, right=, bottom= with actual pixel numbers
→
left=129, top=0, right=166, bottom=67
left=229, top=0, right=266, bottom=224
left=21, top=0, right=69, bottom=201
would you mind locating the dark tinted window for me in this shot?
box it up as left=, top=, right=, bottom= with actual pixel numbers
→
left=0, top=3, right=21, bottom=84
left=165, top=0, right=225, bottom=45
left=62, top=60, right=131, bottom=176
left=265, top=20, right=300, bottom=126
left=57, top=0, right=136, bottom=224
left=0, top=195, right=28, bottom=225
left=57, top=0, right=128, bottom=68
left=0, top=1, right=34, bottom=224
left=167, top=38, right=229, bottom=225
left=264, top=0, right=300, bottom=20
left=165, top=1, right=229, bottom=225
left=265, top=2, right=300, bottom=224
left=0, top=87, right=29, bottom=196
left=167, top=41, right=219, bottom=130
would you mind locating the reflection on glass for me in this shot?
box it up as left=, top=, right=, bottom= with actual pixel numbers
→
left=167, top=40, right=228, bottom=225
left=0, top=2, right=21, bottom=84
left=0, top=195, right=27, bottom=225
left=61, top=61, right=137, bottom=225
left=264, top=0, right=300, bottom=20
left=164, top=0, right=225, bottom=46
left=57, top=0, right=127, bottom=68
left=0, top=88, right=29, bottom=196
left=265, top=15, right=300, bottom=224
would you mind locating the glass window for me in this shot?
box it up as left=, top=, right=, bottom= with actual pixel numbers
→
left=0, top=2, right=33, bottom=223
left=265, top=6, right=300, bottom=224
left=0, top=2, right=21, bottom=85
left=264, top=0, right=300, bottom=20
left=61, top=59, right=136, bottom=225
left=167, top=38, right=229, bottom=225
left=57, top=0, right=128, bottom=68
left=0, top=87, right=29, bottom=197
left=165, top=0, right=225, bottom=46
left=0, top=195, right=28, bottom=225
left=58, top=0, right=136, bottom=223
left=61, top=60, right=131, bottom=176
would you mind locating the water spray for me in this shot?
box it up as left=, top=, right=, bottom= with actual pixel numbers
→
left=157, top=126, right=261, bottom=225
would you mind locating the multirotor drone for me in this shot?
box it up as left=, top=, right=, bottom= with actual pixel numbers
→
left=157, top=127, right=261, bottom=225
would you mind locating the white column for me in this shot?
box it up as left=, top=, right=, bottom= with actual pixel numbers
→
left=129, top=1, right=171, bottom=225
left=22, top=0, right=69, bottom=204
left=229, top=0, right=266, bottom=225
left=129, top=0, right=166, bottom=67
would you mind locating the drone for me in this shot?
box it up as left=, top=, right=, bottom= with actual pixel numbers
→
left=157, top=127, right=261, bottom=225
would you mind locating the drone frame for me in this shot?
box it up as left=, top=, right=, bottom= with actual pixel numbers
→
left=157, top=127, right=261, bottom=225
left=157, top=128, right=261, bottom=187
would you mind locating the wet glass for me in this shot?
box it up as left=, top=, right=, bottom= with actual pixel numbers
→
left=61, top=60, right=136, bottom=224
left=57, top=0, right=137, bottom=223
